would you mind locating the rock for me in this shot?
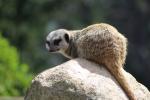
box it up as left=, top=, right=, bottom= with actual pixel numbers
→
left=25, top=58, right=150, bottom=100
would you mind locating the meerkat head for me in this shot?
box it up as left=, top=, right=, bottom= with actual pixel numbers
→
left=46, top=29, right=70, bottom=53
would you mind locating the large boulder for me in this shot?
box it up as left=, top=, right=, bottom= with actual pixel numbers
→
left=25, top=58, right=150, bottom=100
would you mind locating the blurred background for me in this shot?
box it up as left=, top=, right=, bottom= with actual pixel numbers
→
left=0, top=0, right=150, bottom=98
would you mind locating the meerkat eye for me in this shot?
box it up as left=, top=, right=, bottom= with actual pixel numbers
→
left=53, top=38, right=62, bottom=46
left=64, top=33, right=69, bottom=43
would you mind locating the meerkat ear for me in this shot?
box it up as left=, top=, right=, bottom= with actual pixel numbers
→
left=64, top=33, right=69, bottom=43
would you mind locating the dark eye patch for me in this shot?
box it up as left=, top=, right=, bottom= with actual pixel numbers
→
left=46, top=40, right=50, bottom=46
left=54, top=38, right=62, bottom=45
left=64, top=34, right=69, bottom=43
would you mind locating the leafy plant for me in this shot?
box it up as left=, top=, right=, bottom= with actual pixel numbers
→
left=0, top=33, right=33, bottom=96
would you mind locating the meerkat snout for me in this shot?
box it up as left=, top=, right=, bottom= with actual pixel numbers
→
left=46, top=29, right=70, bottom=52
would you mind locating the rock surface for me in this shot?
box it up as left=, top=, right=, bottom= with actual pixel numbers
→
left=25, top=58, right=150, bottom=100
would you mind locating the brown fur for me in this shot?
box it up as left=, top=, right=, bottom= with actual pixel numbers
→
left=62, top=23, right=136, bottom=100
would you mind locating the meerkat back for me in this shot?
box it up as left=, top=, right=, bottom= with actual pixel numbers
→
left=76, top=23, right=127, bottom=67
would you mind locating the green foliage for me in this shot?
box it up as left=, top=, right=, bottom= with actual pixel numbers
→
left=0, top=34, right=33, bottom=96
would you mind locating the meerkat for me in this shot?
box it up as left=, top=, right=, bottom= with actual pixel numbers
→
left=46, top=23, right=136, bottom=100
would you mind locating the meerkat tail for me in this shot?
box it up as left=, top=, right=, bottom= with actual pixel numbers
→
left=108, top=67, right=136, bottom=100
